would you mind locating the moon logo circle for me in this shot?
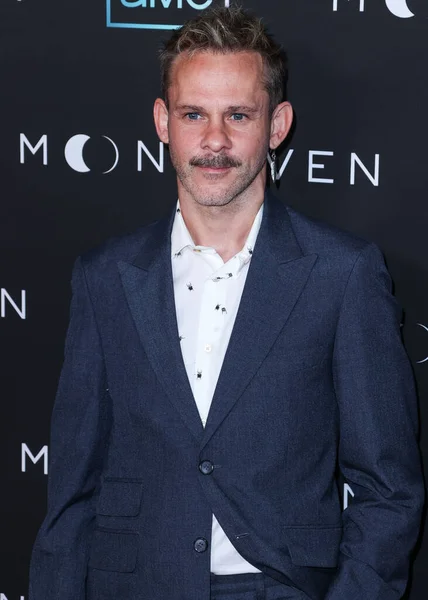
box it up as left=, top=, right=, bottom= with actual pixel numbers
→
left=64, top=134, right=120, bottom=174
left=385, top=0, right=415, bottom=18
left=64, top=134, right=91, bottom=173
left=416, top=323, right=428, bottom=364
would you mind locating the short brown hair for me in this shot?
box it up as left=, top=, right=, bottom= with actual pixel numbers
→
left=159, top=5, right=287, bottom=115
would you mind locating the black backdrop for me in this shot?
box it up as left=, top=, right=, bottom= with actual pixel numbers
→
left=1, top=0, right=427, bottom=597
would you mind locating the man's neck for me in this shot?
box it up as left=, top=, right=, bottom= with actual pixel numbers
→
left=178, top=194, right=264, bottom=263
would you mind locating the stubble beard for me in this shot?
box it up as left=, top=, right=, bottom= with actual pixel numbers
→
left=169, top=143, right=269, bottom=208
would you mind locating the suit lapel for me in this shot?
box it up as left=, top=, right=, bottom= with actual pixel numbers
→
left=200, top=194, right=317, bottom=450
left=118, top=194, right=317, bottom=449
left=118, top=213, right=204, bottom=443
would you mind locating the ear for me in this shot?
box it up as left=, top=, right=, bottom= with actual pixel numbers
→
left=153, top=98, right=169, bottom=144
left=269, top=101, right=293, bottom=150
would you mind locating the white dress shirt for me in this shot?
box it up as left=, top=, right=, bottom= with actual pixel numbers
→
left=171, top=200, right=263, bottom=575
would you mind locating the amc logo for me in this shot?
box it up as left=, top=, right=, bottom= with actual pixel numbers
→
left=107, top=0, right=230, bottom=30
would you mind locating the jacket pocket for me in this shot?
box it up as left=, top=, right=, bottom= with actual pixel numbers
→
left=88, top=528, right=139, bottom=572
left=97, top=478, right=143, bottom=517
left=285, top=526, right=342, bottom=568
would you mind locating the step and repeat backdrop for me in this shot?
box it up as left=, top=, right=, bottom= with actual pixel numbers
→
left=1, top=0, right=427, bottom=598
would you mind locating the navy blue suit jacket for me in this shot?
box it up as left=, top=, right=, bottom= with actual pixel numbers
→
left=30, top=193, right=424, bottom=600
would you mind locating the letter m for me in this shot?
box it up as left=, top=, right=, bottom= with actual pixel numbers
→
left=21, top=443, right=48, bottom=475
left=20, top=134, right=48, bottom=165
left=333, top=0, right=365, bottom=11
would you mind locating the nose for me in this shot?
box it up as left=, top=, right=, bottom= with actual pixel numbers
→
left=201, top=118, right=232, bottom=153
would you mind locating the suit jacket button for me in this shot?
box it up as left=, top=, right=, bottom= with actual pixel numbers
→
left=199, top=460, right=214, bottom=475
left=194, top=538, right=209, bottom=553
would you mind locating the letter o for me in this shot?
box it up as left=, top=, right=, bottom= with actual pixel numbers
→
left=186, top=0, right=212, bottom=9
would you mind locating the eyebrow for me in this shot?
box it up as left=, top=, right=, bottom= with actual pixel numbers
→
left=174, top=104, right=260, bottom=114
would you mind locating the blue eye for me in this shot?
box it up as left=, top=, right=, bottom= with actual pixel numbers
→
left=231, top=113, right=246, bottom=121
left=186, top=113, right=201, bottom=120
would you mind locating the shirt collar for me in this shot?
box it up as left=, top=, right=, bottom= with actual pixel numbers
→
left=171, top=199, right=263, bottom=275
left=171, top=202, right=195, bottom=258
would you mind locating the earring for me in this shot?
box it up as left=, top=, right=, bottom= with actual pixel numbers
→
left=267, top=149, right=277, bottom=183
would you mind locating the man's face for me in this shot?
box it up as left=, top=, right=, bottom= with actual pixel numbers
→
left=156, top=51, right=273, bottom=208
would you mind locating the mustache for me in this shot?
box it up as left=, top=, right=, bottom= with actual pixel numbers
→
left=190, top=155, right=242, bottom=169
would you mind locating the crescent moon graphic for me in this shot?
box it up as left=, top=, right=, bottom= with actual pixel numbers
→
left=102, top=136, right=120, bottom=174
left=64, top=134, right=91, bottom=173
left=417, top=323, right=428, bottom=364
left=385, top=0, right=415, bottom=19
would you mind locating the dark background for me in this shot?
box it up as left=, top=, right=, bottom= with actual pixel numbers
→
left=1, top=0, right=427, bottom=597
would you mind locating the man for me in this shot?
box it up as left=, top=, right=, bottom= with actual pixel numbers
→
left=30, top=6, right=424, bottom=600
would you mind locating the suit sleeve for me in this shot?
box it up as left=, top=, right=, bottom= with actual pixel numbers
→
left=29, top=257, right=112, bottom=600
left=326, top=243, right=424, bottom=600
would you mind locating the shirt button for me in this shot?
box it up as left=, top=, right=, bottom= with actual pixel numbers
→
left=204, top=344, right=212, bottom=353
left=194, top=538, right=209, bottom=553
left=199, top=460, right=214, bottom=475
